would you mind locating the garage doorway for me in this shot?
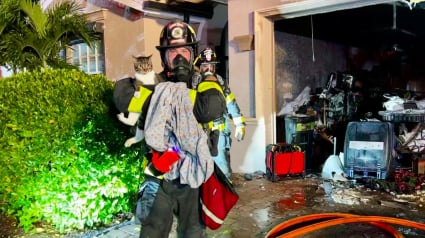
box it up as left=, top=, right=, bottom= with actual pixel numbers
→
left=254, top=0, right=396, bottom=145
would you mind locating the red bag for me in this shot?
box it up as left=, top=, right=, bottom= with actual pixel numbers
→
left=200, top=163, right=239, bottom=230
left=266, top=143, right=305, bottom=182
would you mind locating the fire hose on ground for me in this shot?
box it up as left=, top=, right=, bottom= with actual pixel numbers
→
left=265, top=213, right=425, bottom=238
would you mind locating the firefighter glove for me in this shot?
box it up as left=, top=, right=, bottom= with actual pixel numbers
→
left=235, top=126, right=246, bottom=141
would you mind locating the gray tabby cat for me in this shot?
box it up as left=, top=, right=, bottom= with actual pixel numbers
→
left=133, top=54, right=161, bottom=97
left=117, top=55, right=161, bottom=147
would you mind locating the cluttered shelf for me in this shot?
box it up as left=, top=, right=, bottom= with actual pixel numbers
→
left=379, top=110, right=425, bottom=155
left=379, top=109, right=425, bottom=123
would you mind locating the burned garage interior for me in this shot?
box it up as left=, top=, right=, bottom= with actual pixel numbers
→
left=273, top=1, right=425, bottom=187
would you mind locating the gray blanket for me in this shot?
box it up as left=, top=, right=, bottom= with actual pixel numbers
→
left=144, top=82, right=214, bottom=188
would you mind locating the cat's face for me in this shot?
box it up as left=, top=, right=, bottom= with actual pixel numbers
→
left=133, top=55, right=153, bottom=74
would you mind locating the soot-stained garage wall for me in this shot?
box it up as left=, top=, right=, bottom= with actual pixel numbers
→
left=275, top=31, right=348, bottom=142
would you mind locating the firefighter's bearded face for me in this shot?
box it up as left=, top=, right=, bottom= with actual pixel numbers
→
left=200, top=63, right=216, bottom=77
left=166, top=47, right=193, bottom=83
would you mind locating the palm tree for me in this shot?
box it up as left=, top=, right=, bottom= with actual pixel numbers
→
left=0, top=0, right=99, bottom=72
left=0, top=0, right=22, bottom=72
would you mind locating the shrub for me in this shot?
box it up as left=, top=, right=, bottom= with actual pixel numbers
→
left=0, top=69, right=145, bottom=233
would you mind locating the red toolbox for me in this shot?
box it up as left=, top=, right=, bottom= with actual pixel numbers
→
left=265, top=143, right=305, bottom=182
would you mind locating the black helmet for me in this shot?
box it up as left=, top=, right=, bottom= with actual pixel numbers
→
left=156, top=20, right=198, bottom=69
left=193, top=47, right=219, bottom=68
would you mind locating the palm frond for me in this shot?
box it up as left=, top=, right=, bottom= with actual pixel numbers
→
left=0, top=0, right=20, bottom=38
left=1, top=0, right=98, bottom=71
left=19, top=0, right=48, bottom=37
left=47, top=1, right=96, bottom=46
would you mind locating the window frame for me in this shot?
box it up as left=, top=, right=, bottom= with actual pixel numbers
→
left=67, top=38, right=105, bottom=75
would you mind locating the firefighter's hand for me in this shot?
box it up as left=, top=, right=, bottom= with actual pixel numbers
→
left=124, top=129, right=144, bottom=147
left=235, top=126, right=245, bottom=141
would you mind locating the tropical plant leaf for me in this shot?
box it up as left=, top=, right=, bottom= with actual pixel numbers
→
left=19, top=0, right=48, bottom=37
left=0, top=0, right=98, bottom=70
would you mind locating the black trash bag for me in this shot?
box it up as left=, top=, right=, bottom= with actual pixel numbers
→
left=113, top=77, right=136, bottom=113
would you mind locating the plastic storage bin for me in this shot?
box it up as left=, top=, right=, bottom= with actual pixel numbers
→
left=343, top=121, right=395, bottom=179
left=285, top=115, right=315, bottom=173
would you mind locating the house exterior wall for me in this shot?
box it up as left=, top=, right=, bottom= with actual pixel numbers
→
left=142, top=18, right=170, bottom=73
left=228, top=0, right=286, bottom=174
left=51, top=0, right=168, bottom=81
left=81, top=1, right=152, bottom=81
left=102, top=11, right=145, bottom=81
left=82, top=4, right=207, bottom=81
left=228, top=0, right=283, bottom=117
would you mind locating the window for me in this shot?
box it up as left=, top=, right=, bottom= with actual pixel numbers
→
left=71, top=40, right=104, bottom=74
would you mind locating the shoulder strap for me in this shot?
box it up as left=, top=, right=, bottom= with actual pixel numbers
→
left=197, top=80, right=224, bottom=95
left=188, top=89, right=197, bottom=105
left=128, top=86, right=153, bottom=112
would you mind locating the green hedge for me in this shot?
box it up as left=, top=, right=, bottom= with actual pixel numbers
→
left=0, top=69, right=145, bottom=233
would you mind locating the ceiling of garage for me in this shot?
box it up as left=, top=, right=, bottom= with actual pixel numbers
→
left=274, top=2, right=425, bottom=53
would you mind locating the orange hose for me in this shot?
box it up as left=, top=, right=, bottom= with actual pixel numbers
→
left=273, top=215, right=425, bottom=238
left=278, top=216, right=425, bottom=238
left=265, top=213, right=403, bottom=238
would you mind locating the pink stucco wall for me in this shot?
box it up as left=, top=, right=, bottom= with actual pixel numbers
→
left=228, top=0, right=284, bottom=117
left=227, top=0, right=289, bottom=173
